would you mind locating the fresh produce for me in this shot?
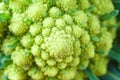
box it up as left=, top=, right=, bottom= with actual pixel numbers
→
left=0, top=0, right=119, bottom=80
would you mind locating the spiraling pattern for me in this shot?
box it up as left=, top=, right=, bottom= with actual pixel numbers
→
left=0, top=0, right=117, bottom=80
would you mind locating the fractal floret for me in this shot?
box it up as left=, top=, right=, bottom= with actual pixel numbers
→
left=0, top=0, right=118, bottom=80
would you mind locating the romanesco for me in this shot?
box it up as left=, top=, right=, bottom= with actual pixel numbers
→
left=0, top=0, right=119, bottom=80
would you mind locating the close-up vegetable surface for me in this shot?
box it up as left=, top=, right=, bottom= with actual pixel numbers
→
left=0, top=0, right=120, bottom=80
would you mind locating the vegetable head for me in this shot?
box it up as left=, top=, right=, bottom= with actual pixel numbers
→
left=0, top=0, right=118, bottom=80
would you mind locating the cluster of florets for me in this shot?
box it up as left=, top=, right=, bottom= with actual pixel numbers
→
left=0, top=0, right=117, bottom=80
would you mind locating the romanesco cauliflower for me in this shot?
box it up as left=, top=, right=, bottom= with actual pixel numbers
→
left=0, top=0, right=119, bottom=80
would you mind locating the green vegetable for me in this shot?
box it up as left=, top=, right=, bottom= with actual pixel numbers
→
left=0, top=0, right=119, bottom=80
left=0, top=13, right=10, bottom=22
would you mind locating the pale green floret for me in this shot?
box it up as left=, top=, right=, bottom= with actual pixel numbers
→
left=47, top=59, right=56, bottom=66
left=28, top=66, right=44, bottom=80
left=4, top=65, right=27, bottom=80
left=64, top=56, right=73, bottom=63
left=1, top=36, right=18, bottom=54
left=95, top=57, right=108, bottom=75
left=35, top=57, right=46, bottom=67
left=88, top=14, right=101, bottom=35
left=73, top=10, right=88, bottom=26
left=63, top=14, right=73, bottom=25
left=26, top=2, right=48, bottom=21
left=35, top=35, right=43, bottom=45
left=41, top=51, right=49, bottom=60
left=31, top=44, right=41, bottom=56
left=43, top=66, right=58, bottom=77
left=21, top=33, right=34, bottom=48
left=96, top=28, right=113, bottom=55
left=9, top=0, right=29, bottom=13
left=11, top=13, right=26, bottom=22
left=43, top=17, right=55, bottom=28
left=58, top=68, right=76, bottom=80
left=45, top=31, right=74, bottom=59
left=0, top=2, right=7, bottom=12
left=70, top=57, right=80, bottom=67
left=72, top=25, right=83, bottom=38
left=9, top=21, right=28, bottom=36
left=57, top=62, right=67, bottom=69
left=65, top=26, right=72, bottom=34
left=41, top=43, right=47, bottom=50
left=49, top=7, right=62, bottom=18
left=55, top=18, right=66, bottom=29
left=42, top=28, right=51, bottom=37
left=11, top=47, right=33, bottom=70
left=55, top=0, right=61, bottom=7
left=89, top=54, right=109, bottom=75
left=29, top=22, right=42, bottom=36
left=51, top=27, right=59, bottom=34
left=59, top=0, right=77, bottom=12
left=80, top=30, right=90, bottom=45
left=85, top=42, right=95, bottom=58
left=73, top=40, right=81, bottom=57
left=78, top=0, right=91, bottom=9
left=74, top=72, right=85, bottom=80
left=79, top=59, right=89, bottom=70
left=9, top=13, right=28, bottom=36
left=89, top=0, right=114, bottom=15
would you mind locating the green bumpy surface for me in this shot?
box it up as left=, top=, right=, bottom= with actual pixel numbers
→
left=0, top=0, right=118, bottom=80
